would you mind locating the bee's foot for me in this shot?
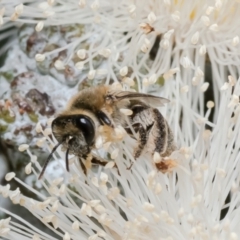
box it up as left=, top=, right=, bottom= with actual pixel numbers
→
left=126, top=162, right=134, bottom=170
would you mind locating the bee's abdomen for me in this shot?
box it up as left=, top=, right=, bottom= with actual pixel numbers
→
left=152, top=109, right=176, bottom=156
left=131, top=107, right=155, bottom=129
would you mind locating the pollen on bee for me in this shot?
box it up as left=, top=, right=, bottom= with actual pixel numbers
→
left=95, top=135, right=104, bottom=148
left=113, top=125, right=126, bottom=140
left=85, top=157, right=92, bottom=169
left=98, top=125, right=115, bottom=143
left=155, top=159, right=177, bottom=173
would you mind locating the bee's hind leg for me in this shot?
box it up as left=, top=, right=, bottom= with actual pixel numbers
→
left=127, top=123, right=150, bottom=170
left=133, top=124, right=147, bottom=158
left=150, top=109, right=177, bottom=158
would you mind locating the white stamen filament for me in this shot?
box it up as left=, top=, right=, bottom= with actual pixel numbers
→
left=0, top=1, right=240, bottom=240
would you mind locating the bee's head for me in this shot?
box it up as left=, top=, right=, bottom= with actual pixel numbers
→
left=52, top=114, right=95, bottom=155
left=38, top=114, right=95, bottom=179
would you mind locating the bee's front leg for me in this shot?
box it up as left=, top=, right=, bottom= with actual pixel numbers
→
left=79, top=157, right=87, bottom=175
left=91, top=156, right=120, bottom=175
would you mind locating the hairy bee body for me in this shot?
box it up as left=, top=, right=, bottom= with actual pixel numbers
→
left=126, top=100, right=176, bottom=159
left=39, top=85, right=176, bottom=178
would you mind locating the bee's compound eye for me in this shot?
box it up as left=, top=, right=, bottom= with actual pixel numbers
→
left=76, top=116, right=95, bottom=145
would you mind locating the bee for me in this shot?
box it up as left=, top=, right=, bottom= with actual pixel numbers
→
left=38, top=85, right=176, bottom=179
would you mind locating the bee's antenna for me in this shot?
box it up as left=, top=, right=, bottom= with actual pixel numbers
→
left=65, top=148, right=70, bottom=172
left=38, top=141, right=63, bottom=180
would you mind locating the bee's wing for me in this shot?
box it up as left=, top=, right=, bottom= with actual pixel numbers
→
left=111, top=91, right=170, bottom=107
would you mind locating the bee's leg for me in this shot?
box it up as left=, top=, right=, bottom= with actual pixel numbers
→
left=79, top=158, right=87, bottom=175
left=151, top=109, right=168, bottom=155
left=91, top=157, right=120, bottom=175
left=124, top=127, right=135, bottom=138
left=91, top=157, right=108, bottom=167
left=133, top=123, right=147, bottom=159
left=152, top=116, right=177, bottom=173
left=126, top=123, right=149, bottom=170
left=162, top=121, right=177, bottom=156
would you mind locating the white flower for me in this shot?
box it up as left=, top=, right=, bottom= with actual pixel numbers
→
left=0, top=0, right=240, bottom=240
